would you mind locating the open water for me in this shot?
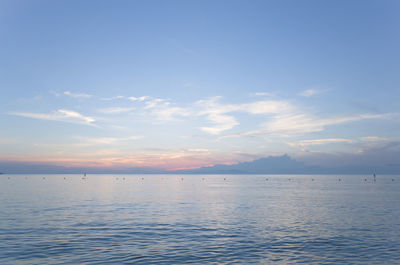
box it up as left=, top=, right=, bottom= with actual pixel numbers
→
left=1, top=174, right=399, bottom=264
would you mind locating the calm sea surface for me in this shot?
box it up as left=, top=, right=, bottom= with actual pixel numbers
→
left=1, top=174, right=399, bottom=264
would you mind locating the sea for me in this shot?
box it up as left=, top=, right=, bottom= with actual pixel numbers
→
left=1, top=174, right=399, bottom=264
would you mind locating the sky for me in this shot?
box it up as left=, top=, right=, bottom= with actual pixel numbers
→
left=0, top=0, right=399, bottom=172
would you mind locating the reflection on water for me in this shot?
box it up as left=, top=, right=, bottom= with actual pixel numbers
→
left=1, top=174, right=399, bottom=264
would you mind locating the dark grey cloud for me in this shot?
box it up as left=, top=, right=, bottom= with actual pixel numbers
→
left=296, top=141, right=400, bottom=174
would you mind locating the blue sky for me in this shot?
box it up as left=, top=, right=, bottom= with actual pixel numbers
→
left=0, top=0, right=399, bottom=171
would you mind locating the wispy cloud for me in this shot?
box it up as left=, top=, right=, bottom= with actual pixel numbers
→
left=49, top=90, right=61, bottom=97
left=221, top=113, right=394, bottom=139
left=73, top=135, right=143, bottom=146
left=100, top=95, right=125, bottom=101
left=187, top=148, right=209, bottom=152
left=11, top=109, right=96, bottom=126
left=250, top=92, right=274, bottom=97
left=299, top=89, right=324, bottom=97
left=196, top=97, right=239, bottom=134
left=99, top=107, right=136, bottom=114
left=360, top=136, right=388, bottom=142
left=64, top=91, right=93, bottom=98
left=241, top=100, right=292, bottom=114
left=287, top=138, right=353, bottom=148
left=196, top=97, right=293, bottom=134
left=144, top=98, right=191, bottom=121
left=200, top=113, right=239, bottom=134
left=128, top=96, right=149, bottom=102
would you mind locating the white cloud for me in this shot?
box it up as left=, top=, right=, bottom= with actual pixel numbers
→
left=11, top=109, right=96, bottom=126
left=99, top=107, right=136, bottom=114
left=144, top=98, right=165, bottom=109
left=73, top=135, right=144, bottom=146
left=100, top=95, right=125, bottom=101
left=360, top=136, right=388, bottom=142
left=101, top=95, right=191, bottom=121
left=241, top=100, right=292, bottom=114
left=201, top=113, right=239, bottom=134
left=196, top=97, right=294, bottom=135
left=287, top=138, right=353, bottom=148
left=273, top=113, right=392, bottom=136
left=64, top=91, right=93, bottom=98
left=250, top=92, right=274, bottom=97
left=82, top=137, right=118, bottom=145
left=144, top=98, right=191, bottom=121
left=264, top=113, right=325, bottom=135
left=187, top=148, right=209, bottom=152
left=220, top=113, right=394, bottom=139
left=128, top=96, right=149, bottom=102
left=299, top=89, right=321, bottom=97
left=196, top=97, right=239, bottom=134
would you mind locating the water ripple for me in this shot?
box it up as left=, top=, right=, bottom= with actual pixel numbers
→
left=1, top=174, right=399, bottom=264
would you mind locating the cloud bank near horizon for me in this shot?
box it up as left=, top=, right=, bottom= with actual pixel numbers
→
left=2, top=91, right=399, bottom=172
left=2, top=147, right=400, bottom=174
